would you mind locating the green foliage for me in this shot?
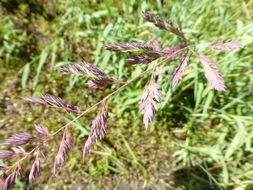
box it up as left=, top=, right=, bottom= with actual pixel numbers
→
left=0, top=0, right=253, bottom=189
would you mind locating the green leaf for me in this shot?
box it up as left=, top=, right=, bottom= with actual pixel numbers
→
left=225, top=119, right=246, bottom=160
left=33, top=48, right=49, bottom=87
left=21, top=63, right=30, bottom=88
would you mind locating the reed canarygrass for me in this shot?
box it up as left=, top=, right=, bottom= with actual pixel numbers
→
left=0, top=12, right=244, bottom=189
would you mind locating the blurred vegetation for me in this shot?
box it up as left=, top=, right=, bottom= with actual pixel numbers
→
left=0, top=0, right=253, bottom=189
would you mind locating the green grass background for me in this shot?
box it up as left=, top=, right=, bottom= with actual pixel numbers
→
left=0, top=0, right=253, bottom=189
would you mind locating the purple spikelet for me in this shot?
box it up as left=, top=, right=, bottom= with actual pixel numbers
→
left=57, top=62, right=124, bottom=87
left=127, top=51, right=163, bottom=65
left=209, top=38, right=244, bottom=51
left=143, top=12, right=187, bottom=43
left=104, top=42, right=154, bottom=52
left=86, top=77, right=124, bottom=87
left=0, top=150, right=14, bottom=159
left=11, top=146, right=28, bottom=156
left=172, top=55, right=190, bottom=86
left=0, top=148, right=28, bottom=158
left=23, top=94, right=81, bottom=113
left=127, top=54, right=159, bottom=65
left=34, top=124, right=52, bottom=136
left=3, top=170, right=16, bottom=190
left=199, top=54, right=226, bottom=91
left=56, top=61, right=107, bottom=78
left=83, top=106, right=108, bottom=159
left=39, top=147, right=47, bottom=159
left=29, top=158, right=40, bottom=186
left=22, top=97, right=46, bottom=105
left=17, top=163, right=24, bottom=178
left=143, top=12, right=171, bottom=30
left=0, top=133, right=36, bottom=146
left=81, top=61, right=108, bottom=77
left=0, top=164, right=10, bottom=171
left=140, top=73, right=161, bottom=129
left=53, top=128, right=73, bottom=174
left=163, top=44, right=185, bottom=57
left=41, top=94, right=81, bottom=113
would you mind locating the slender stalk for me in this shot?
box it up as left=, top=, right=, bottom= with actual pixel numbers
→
left=7, top=147, right=37, bottom=171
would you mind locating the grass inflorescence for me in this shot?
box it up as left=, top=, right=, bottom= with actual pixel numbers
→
left=0, top=0, right=253, bottom=189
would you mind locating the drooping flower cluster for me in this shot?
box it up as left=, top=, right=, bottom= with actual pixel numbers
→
left=104, top=42, right=186, bottom=65
left=3, top=170, right=16, bottom=190
left=0, top=150, right=15, bottom=159
left=0, top=123, right=54, bottom=189
left=198, top=54, right=226, bottom=91
left=104, top=42, right=154, bottom=52
left=172, top=55, right=190, bottom=87
left=143, top=12, right=187, bottom=43
left=140, top=73, right=161, bottom=129
left=34, top=124, right=52, bottom=136
left=23, top=94, right=81, bottom=113
left=83, top=105, right=108, bottom=159
left=29, top=158, right=40, bottom=186
left=141, top=12, right=243, bottom=91
left=0, top=147, right=28, bottom=159
left=0, top=133, right=36, bottom=146
left=53, top=128, right=73, bottom=174
left=0, top=12, right=244, bottom=189
left=208, top=38, right=244, bottom=51
left=57, top=61, right=124, bottom=87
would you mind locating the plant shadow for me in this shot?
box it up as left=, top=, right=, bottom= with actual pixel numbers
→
left=169, top=165, right=225, bottom=190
